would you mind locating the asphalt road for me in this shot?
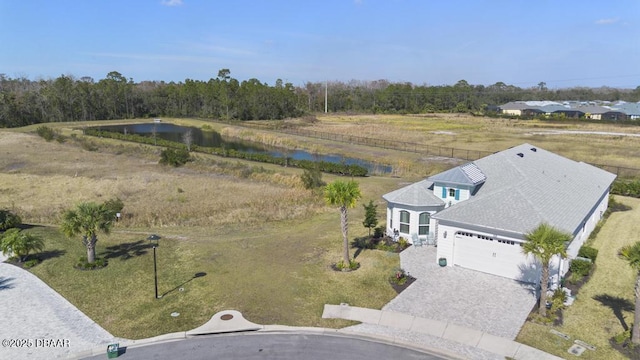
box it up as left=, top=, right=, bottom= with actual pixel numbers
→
left=83, top=333, right=451, bottom=360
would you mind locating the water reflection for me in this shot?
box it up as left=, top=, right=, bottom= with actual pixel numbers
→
left=94, top=123, right=392, bottom=174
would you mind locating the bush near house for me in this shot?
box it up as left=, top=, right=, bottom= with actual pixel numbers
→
left=569, top=258, right=593, bottom=278
left=578, top=245, right=598, bottom=262
left=611, top=180, right=640, bottom=198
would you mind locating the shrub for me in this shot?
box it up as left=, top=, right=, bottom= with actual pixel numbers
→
left=569, top=258, right=593, bottom=277
left=159, top=148, right=191, bottom=167
left=397, top=237, right=410, bottom=249
left=335, top=259, right=359, bottom=271
left=0, top=210, right=21, bottom=231
left=614, top=329, right=631, bottom=345
left=578, top=246, right=598, bottom=261
left=300, top=168, right=324, bottom=189
left=389, top=268, right=408, bottom=285
left=36, top=126, right=56, bottom=141
left=551, top=287, right=567, bottom=307
left=75, top=257, right=108, bottom=270
left=103, top=198, right=124, bottom=217
left=373, top=226, right=385, bottom=239
left=23, top=259, right=40, bottom=268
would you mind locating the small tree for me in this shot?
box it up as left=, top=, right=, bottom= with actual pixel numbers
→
left=0, top=210, right=21, bottom=231
left=362, top=200, right=378, bottom=237
left=60, top=202, right=113, bottom=264
left=300, top=168, right=324, bottom=189
left=324, top=180, right=361, bottom=267
left=0, top=228, right=45, bottom=262
left=522, top=223, right=570, bottom=317
left=619, top=241, right=640, bottom=344
left=182, top=128, right=193, bottom=152
left=103, top=197, right=124, bottom=218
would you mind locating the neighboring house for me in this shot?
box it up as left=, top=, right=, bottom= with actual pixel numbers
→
left=383, top=143, right=616, bottom=284
left=612, top=102, right=640, bottom=120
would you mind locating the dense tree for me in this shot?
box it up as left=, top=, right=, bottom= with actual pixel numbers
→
left=1, top=70, right=638, bottom=128
left=619, top=241, right=640, bottom=344
left=324, top=180, right=361, bottom=267
left=60, top=202, right=113, bottom=264
left=522, top=223, right=571, bottom=317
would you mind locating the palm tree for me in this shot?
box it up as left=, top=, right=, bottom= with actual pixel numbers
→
left=619, top=241, right=640, bottom=344
left=60, top=202, right=113, bottom=264
left=522, top=223, right=571, bottom=317
left=324, top=180, right=361, bottom=268
left=0, top=228, right=45, bottom=262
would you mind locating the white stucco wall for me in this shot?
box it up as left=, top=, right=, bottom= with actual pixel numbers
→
left=386, top=203, right=440, bottom=243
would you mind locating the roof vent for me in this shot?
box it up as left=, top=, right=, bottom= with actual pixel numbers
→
left=530, top=147, right=537, bottom=152
left=517, top=153, right=524, bottom=158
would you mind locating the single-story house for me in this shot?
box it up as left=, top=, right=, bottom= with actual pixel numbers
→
left=383, top=143, right=616, bottom=284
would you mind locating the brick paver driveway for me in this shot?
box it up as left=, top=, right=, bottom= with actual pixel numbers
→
left=386, top=245, right=536, bottom=339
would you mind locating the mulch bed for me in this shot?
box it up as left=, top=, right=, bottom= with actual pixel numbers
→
left=390, top=276, right=416, bottom=294
left=610, top=339, right=640, bottom=359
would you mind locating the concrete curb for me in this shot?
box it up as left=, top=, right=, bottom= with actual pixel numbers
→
left=322, top=304, right=564, bottom=360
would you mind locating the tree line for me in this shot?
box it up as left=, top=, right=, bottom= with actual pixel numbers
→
left=1, top=69, right=639, bottom=128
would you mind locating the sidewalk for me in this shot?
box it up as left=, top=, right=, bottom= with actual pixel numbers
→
left=0, top=255, right=117, bottom=360
left=322, top=304, right=564, bottom=360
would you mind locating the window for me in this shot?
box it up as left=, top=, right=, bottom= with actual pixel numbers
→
left=418, top=212, right=430, bottom=235
left=449, top=188, right=456, bottom=197
left=399, top=211, right=410, bottom=234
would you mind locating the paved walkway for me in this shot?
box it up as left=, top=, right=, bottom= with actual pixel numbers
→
left=0, top=254, right=117, bottom=360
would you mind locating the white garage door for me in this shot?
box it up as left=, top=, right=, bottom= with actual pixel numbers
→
left=453, top=234, right=535, bottom=281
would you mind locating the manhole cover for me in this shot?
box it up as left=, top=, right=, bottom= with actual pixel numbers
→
left=171, top=312, right=180, bottom=317
left=220, top=314, right=234, bottom=321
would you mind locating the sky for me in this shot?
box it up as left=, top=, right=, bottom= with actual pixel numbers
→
left=1, top=0, right=639, bottom=88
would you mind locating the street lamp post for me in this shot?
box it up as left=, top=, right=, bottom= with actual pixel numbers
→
left=148, top=235, right=161, bottom=299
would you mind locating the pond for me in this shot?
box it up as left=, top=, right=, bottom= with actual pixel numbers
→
left=93, top=123, right=392, bottom=174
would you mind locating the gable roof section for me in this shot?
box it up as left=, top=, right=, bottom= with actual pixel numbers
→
left=428, top=163, right=486, bottom=187
left=432, top=143, right=616, bottom=236
left=382, top=180, right=445, bottom=207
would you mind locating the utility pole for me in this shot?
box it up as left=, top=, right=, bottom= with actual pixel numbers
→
left=325, top=81, right=328, bottom=113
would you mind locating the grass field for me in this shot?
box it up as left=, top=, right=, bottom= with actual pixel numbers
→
left=517, top=196, right=640, bottom=359
left=0, top=129, right=406, bottom=339
left=3, top=114, right=640, bottom=347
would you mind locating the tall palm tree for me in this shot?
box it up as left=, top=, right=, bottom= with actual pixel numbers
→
left=0, top=228, right=45, bottom=262
left=324, top=180, right=361, bottom=268
left=619, top=241, right=640, bottom=344
left=61, top=202, right=113, bottom=264
left=522, top=223, right=571, bottom=317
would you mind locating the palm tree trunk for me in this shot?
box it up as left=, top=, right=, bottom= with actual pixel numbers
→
left=340, top=206, right=350, bottom=266
left=539, top=264, right=549, bottom=317
left=633, top=274, right=640, bottom=344
left=87, top=235, right=97, bottom=264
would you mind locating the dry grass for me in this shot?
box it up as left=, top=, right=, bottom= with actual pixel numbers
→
left=0, top=127, right=408, bottom=339
left=516, top=196, right=640, bottom=359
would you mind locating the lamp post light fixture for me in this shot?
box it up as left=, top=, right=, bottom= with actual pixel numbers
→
left=147, top=234, right=161, bottom=299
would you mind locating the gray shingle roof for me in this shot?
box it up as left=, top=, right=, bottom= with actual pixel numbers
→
left=382, top=180, right=445, bottom=207
left=428, top=163, right=486, bottom=186
left=431, top=143, right=616, bottom=236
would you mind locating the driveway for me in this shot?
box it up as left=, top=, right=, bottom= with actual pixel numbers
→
left=386, top=246, right=536, bottom=339
left=0, top=254, right=117, bottom=360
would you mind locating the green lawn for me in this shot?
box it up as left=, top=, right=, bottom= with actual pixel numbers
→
left=517, top=196, right=640, bottom=359
left=24, top=213, right=400, bottom=339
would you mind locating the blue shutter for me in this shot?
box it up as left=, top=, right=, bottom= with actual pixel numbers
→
left=455, top=189, right=460, bottom=200
left=441, top=187, right=447, bottom=198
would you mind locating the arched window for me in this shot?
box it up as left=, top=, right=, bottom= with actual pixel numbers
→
left=419, top=212, right=430, bottom=235
left=399, top=211, right=410, bottom=234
